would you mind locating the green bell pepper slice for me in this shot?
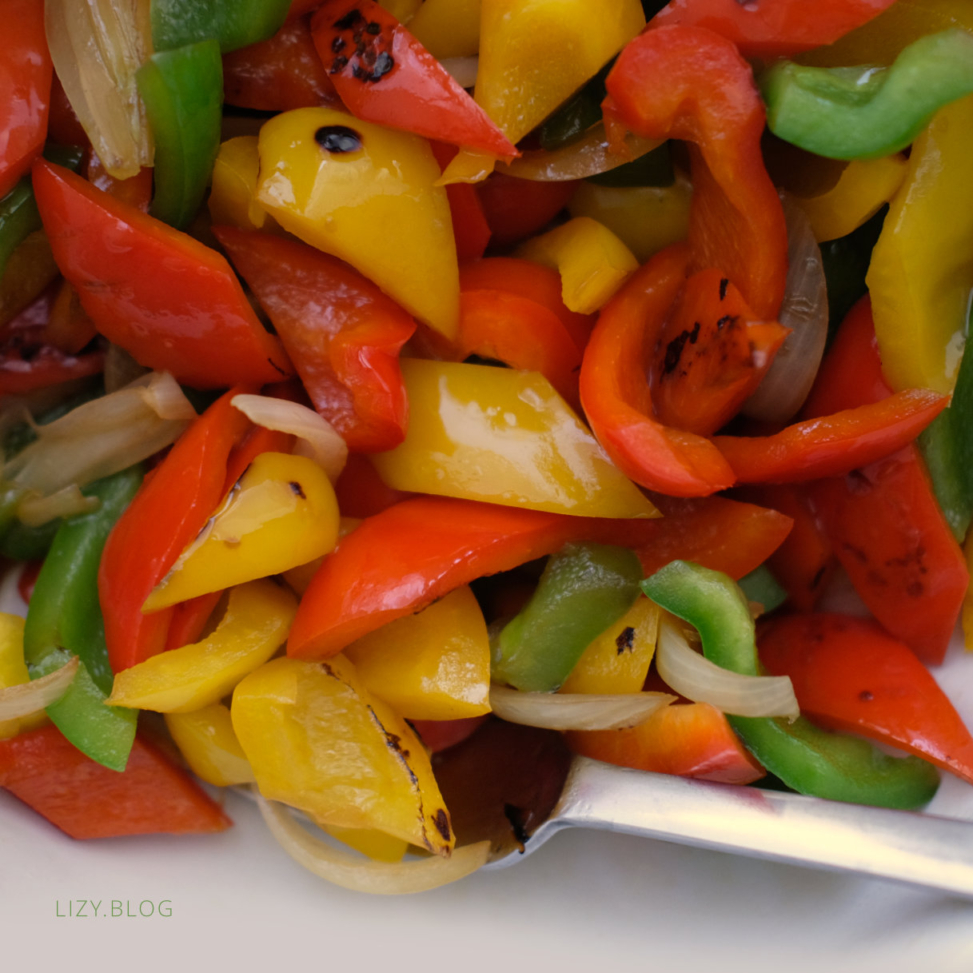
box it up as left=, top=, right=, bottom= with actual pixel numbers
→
left=761, top=29, right=973, bottom=160
left=491, top=542, right=643, bottom=693
left=23, top=466, right=144, bottom=772
left=642, top=560, right=940, bottom=810
left=737, top=564, right=787, bottom=615
left=136, top=41, right=223, bottom=230
left=151, top=0, right=291, bottom=54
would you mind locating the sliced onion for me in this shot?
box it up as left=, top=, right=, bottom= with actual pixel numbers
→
left=45, top=0, right=154, bottom=179
left=503, top=123, right=663, bottom=182
left=655, top=616, right=799, bottom=720
left=231, top=394, right=348, bottom=483
left=0, top=655, right=78, bottom=721
left=440, top=56, right=478, bottom=90
left=490, top=685, right=674, bottom=730
left=3, top=371, right=194, bottom=500
left=256, top=793, right=490, bottom=894
left=17, top=484, right=100, bottom=526
left=742, top=193, right=829, bottom=423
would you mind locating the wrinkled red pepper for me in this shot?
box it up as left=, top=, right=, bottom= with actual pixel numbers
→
left=760, top=613, right=973, bottom=785
left=579, top=243, right=737, bottom=497
left=603, top=26, right=787, bottom=321
left=0, top=725, right=231, bottom=838
left=99, top=389, right=253, bottom=672
left=650, top=0, right=897, bottom=59
left=0, top=0, right=52, bottom=198
left=310, top=0, right=517, bottom=157
left=32, top=161, right=292, bottom=389
left=799, top=297, right=968, bottom=666
left=215, top=226, right=415, bottom=453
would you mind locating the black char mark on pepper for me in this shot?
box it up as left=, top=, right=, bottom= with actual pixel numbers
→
left=615, top=626, right=635, bottom=655
left=662, top=321, right=701, bottom=376
left=315, top=125, right=363, bottom=154
left=719, top=277, right=729, bottom=300
left=329, top=8, right=395, bottom=83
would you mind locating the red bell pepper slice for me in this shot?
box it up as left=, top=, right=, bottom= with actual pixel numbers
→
left=412, top=716, right=489, bottom=754
left=650, top=0, right=897, bottom=59
left=0, top=325, right=105, bottom=395
left=32, top=160, right=292, bottom=389
left=333, top=452, right=412, bottom=518
left=429, top=142, right=491, bottom=262
left=760, top=613, right=973, bottom=785
left=215, top=226, right=415, bottom=453
left=309, top=0, right=517, bottom=158
left=799, top=297, right=968, bottom=665
left=99, top=389, right=253, bottom=672
left=474, top=173, right=579, bottom=249
left=0, top=0, right=52, bottom=199
left=579, top=243, right=737, bottom=497
left=0, top=725, right=231, bottom=838
left=603, top=26, right=787, bottom=321
left=650, top=269, right=789, bottom=436
left=223, top=13, right=340, bottom=112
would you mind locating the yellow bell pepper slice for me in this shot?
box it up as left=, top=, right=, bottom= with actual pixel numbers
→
left=143, top=452, right=339, bottom=612
left=376, top=0, right=422, bottom=22
left=371, top=359, right=659, bottom=519
left=516, top=216, right=639, bottom=314
left=344, top=585, right=491, bottom=720
left=0, top=612, right=47, bottom=739
left=231, top=655, right=455, bottom=854
left=256, top=106, right=459, bottom=339
left=560, top=596, right=660, bottom=694
left=866, top=94, right=973, bottom=394
left=409, top=0, right=481, bottom=59
left=208, top=136, right=270, bottom=232
left=792, top=154, right=908, bottom=243
left=164, top=702, right=256, bottom=786
left=108, top=579, right=297, bottom=713
left=475, top=0, right=645, bottom=146
left=567, top=177, right=692, bottom=263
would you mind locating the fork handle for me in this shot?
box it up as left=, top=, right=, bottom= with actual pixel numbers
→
left=540, top=757, right=973, bottom=897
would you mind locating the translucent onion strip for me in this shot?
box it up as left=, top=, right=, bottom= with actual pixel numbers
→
left=3, top=372, right=195, bottom=504
left=256, top=793, right=490, bottom=895
left=45, top=0, right=155, bottom=179
left=655, top=616, right=799, bottom=721
left=0, top=656, right=78, bottom=721
left=503, top=123, right=663, bottom=182
left=742, top=193, right=829, bottom=423
left=17, top=484, right=100, bottom=526
left=231, top=395, right=348, bottom=483
left=490, top=685, right=675, bottom=731
left=440, top=56, right=478, bottom=90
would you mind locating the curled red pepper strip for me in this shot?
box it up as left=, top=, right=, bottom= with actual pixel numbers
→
left=650, top=0, right=897, bottom=60
left=651, top=268, right=789, bottom=436
left=603, top=26, right=787, bottom=320
left=579, top=243, right=736, bottom=498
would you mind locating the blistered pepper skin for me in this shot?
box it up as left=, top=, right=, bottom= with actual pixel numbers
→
left=256, top=106, right=459, bottom=338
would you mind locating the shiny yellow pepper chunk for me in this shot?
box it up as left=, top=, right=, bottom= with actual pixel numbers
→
left=232, top=655, right=454, bottom=854
left=516, top=216, right=639, bottom=314
left=0, top=612, right=46, bottom=739
left=371, top=359, right=659, bottom=519
left=560, top=596, right=661, bottom=695
left=164, top=703, right=256, bottom=786
left=256, top=107, right=459, bottom=339
left=208, top=136, right=271, bottom=232
left=144, top=452, right=339, bottom=612
left=866, top=94, right=973, bottom=394
left=108, top=580, right=297, bottom=713
left=344, top=585, right=491, bottom=720
left=408, top=0, right=481, bottom=58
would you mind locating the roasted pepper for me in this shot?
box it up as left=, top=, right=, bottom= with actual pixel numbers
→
left=761, top=31, right=973, bottom=161
left=164, top=703, right=256, bottom=787
left=151, top=0, right=292, bottom=53
left=208, top=137, right=270, bottom=231
left=492, top=542, right=643, bottom=693
left=23, top=467, right=143, bottom=771
left=643, top=560, right=941, bottom=809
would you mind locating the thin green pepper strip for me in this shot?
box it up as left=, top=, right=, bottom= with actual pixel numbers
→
left=919, top=301, right=973, bottom=542
left=642, top=560, right=940, bottom=810
left=761, top=29, right=973, bottom=160
left=491, top=542, right=643, bottom=693
left=136, top=41, right=224, bottom=230
left=23, top=466, right=144, bottom=772
left=737, top=563, right=787, bottom=615
left=151, top=0, right=291, bottom=54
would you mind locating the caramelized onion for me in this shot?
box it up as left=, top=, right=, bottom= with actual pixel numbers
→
left=655, top=616, right=799, bottom=720
left=0, top=655, right=78, bottom=720
left=256, top=793, right=490, bottom=894
left=490, top=685, right=674, bottom=730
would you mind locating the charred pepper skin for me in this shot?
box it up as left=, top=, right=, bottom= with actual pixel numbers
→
left=642, top=560, right=941, bottom=810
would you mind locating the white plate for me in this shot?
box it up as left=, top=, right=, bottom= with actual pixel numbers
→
left=3, top=570, right=973, bottom=973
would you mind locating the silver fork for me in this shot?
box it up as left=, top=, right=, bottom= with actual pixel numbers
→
left=483, top=756, right=973, bottom=897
